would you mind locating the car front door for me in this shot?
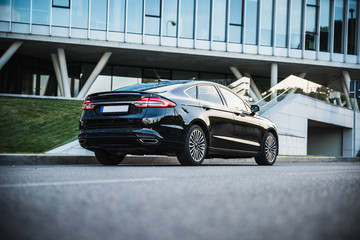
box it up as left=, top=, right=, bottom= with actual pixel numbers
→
left=218, top=87, right=262, bottom=154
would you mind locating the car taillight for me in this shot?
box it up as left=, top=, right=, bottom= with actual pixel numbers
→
left=134, top=97, right=176, bottom=108
left=82, top=100, right=95, bottom=110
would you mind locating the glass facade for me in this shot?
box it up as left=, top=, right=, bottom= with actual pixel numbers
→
left=347, top=0, right=358, bottom=55
left=261, top=0, right=273, bottom=46
left=33, top=0, right=50, bottom=25
left=245, top=0, right=258, bottom=45
left=305, top=0, right=318, bottom=50
left=109, top=0, right=125, bottom=32
left=276, top=0, right=288, bottom=48
left=320, top=0, right=330, bottom=52
left=334, top=0, right=344, bottom=53
left=180, top=0, right=194, bottom=38
left=197, top=0, right=211, bottom=40
left=72, top=0, right=88, bottom=29
left=12, top=0, right=30, bottom=23
left=127, top=0, right=143, bottom=34
left=0, top=0, right=358, bottom=63
left=163, top=0, right=178, bottom=37
left=145, top=0, right=161, bottom=35
left=290, top=0, right=303, bottom=49
left=213, top=0, right=227, bottom=42
left=91, top=0, right=107, bottom=30
left=229, top=0, right=243, bottom=43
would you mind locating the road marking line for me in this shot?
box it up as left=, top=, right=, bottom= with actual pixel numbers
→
left=284, top=170, right=360, bottom=175
left=0, top=178, right=165, bottom=189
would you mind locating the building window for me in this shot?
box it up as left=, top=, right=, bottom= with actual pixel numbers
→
left=260, top=0, right=273, bottom=46
left=0, top=0, right=11, bottom=21
left=91, top=0, right=108, bottom=30
left=290, top=0, right=302, bottom=49
left=305, top=0, right=318, bottom=51
left=12, top=0, right=30, bottom=23
left=197, top=0, right=211, bottom=40
left=52, top=2, right=69, bottom=27
left=276, top=0, right=288, bottom=48
left=112, top=66, right=142, bottom=90
left=143, top=68, right=171, bottom=82
left=109, top=0, right=125, bottom=32
left=334, top=0, right=344, bottom=53
left=213, top=0, right=227, bottom=42
left=52, top=0, right=70, bottom=8
left=347, top=0, right=358, bottom=55
left=145, top=0, right=161, bottom=35
left=71, top=0, right=88, bottom=29
left=320, top=0, right=330, bottom=52
left=128, top=0, right=143, bottom=34
left=87, top=66, right=112, bottom=96
left=32, top=0, right=51, bottom=25
left=229, top=0, right=243, bottom=43
left=180, top=0, right=195, bottom=38
left=163, top=0, right=178, bottom=37
left=245, top=0, right=259, bottom=45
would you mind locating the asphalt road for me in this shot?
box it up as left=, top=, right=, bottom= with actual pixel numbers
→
left=0, top=162, right=359, bottom=240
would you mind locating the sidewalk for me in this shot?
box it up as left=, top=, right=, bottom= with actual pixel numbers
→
left=0, top=153, right=359, bottom=165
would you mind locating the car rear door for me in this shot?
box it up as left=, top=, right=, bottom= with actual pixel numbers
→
left=197, top=84, right=236, bottom=151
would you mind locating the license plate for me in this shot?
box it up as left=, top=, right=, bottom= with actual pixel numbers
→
left=101, top=105, right=129, bottom=113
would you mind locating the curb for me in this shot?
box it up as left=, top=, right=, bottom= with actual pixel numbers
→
left=0, top=154, right=359, bottom=165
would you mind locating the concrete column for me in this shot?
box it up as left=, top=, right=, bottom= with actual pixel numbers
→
left=244, top=73, right=262, bottom=101
left=229, top=67, right=243, bottom=79
left=342, top=70, right=358, bottom=110
left=57, top=49, right=71, bottom=98
left=298, top=73, right=307, bottom=78
left=0, top=41, right=23, bottom=70
left=50, top=53, right=64, bottom=97
left=77, top=52, right=112, bottom=99
left=271, top=63, right=278, bottom=99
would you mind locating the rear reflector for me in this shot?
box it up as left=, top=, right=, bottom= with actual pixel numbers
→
left=134, top=97, right=176, bottom=108
left=136, top=134, right=154, bottom=137
left=82, top=100, right=95, bottom=110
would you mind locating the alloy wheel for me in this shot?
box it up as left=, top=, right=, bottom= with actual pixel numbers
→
left=189, top=129, right=206, bottom=162
left=264, top=135, right=277, bottom=163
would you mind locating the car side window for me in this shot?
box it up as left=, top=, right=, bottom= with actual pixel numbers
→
left=219, top=87, right=247, bottom=111
left=198, top=85, right=223, bottom=106
left=185, top=86, right=197, bottom=99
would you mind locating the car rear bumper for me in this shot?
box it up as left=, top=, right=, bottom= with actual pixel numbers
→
left=78, top=127, right=183, bottom=155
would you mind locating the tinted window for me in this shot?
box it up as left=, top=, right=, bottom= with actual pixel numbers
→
left=198, top=85, right=223, bottom=105
left=116, top=81, right=189, bottom=92
left=185, top=86, right=197, bottom=99
left=219, top=87, right=247, bottom=111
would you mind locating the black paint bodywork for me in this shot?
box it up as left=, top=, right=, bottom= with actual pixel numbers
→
left=78, top=81, right=278, bottom=159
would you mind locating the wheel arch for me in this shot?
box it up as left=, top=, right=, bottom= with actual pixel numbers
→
left=261, top=128, right=279, bottom=155
left=188, top=119, right=210, bottom=148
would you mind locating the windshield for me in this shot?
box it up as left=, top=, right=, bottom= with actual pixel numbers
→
left=115, top=80, right=190, bottom=92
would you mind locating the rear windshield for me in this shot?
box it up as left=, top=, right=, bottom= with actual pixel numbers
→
left=115, top=80, right=190, bottom=92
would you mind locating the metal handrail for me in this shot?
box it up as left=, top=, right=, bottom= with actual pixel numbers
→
left=257, top=88, right=297, bottom=109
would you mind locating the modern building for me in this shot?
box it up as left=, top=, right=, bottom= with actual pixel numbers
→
left=0, top=0, right=359, bottom=156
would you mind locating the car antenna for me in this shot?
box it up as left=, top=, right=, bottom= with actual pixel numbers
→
left=153, top=68, right=170, bottom=83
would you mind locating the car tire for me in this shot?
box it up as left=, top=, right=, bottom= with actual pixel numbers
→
left=95, top=151, right=125, bottom=165
left=255, top=132, right=278, bottom=165
left=177, top=124, right=207, bottom=166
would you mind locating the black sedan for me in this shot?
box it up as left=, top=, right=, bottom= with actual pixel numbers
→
left=78, top=80, right=278, bottom=166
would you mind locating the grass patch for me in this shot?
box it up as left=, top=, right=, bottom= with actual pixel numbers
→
left=0, top=97, right=83, bottom=153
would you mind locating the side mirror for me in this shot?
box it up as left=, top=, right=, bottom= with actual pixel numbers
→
left=251, top=105, right=260, bottom=114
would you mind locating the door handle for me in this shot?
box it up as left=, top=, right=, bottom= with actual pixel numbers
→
left=234, top=111, right=241, bottom=116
